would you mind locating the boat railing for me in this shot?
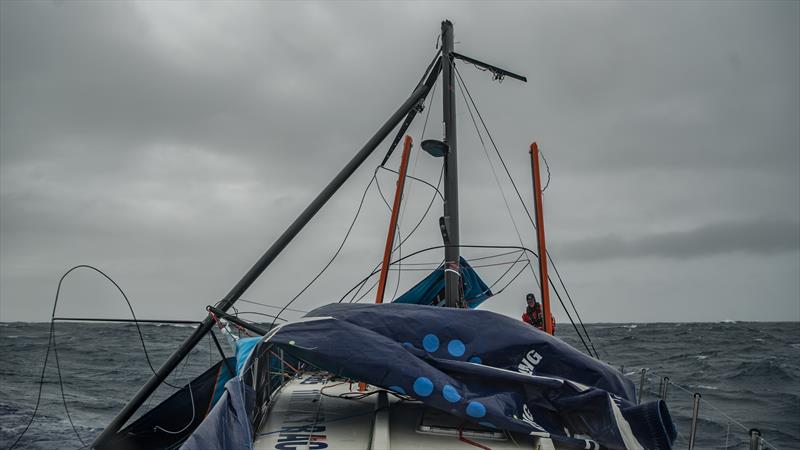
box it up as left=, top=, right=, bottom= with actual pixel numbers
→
left=240, top=341, right=300, bottom=430
left=627, top=367, right=779, bottom=450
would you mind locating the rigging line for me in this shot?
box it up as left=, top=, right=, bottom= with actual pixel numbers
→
left=349, top=162, right=445, bottom=304
left=469, top=249, right=524, bottom=262
left=390, top=222, right=404, bottom=301
left=391, top=83, right=436, bottom=303
left=153, top=376, right=196, bottom=435
left=388, top=258, right=527, bottom=270
left=268, top=171, right=378, bottom=331
left=378, top=166, right=444, bottom=200
left=235, top=311, right=288, bottom=322
left=548, top=273, right=594, bottom=357
left=454, top=64, right=600, bottom=359
left=338, top=244, right=539, bottom=304
left=483, top=250, right=527, bottom=293
left=491, top=261, right=532, bottom=296
left=453, top=64, right=535, bottom=229
left=549, top=267, right=600, bottom=359
left=454, top=65, right=539, bottom=288
left=374, top=171, right=392, bottom=210
left=539, top=147, right=551, bottom=193
left=471, top=258, right=527, bottom=269
left=355, top=279, right=380, bottom=303
left=51, top=328, right=86, bottom=447
left=237, top=299, right=308, bottom=314
left=10, top=265, right=183, bottom=450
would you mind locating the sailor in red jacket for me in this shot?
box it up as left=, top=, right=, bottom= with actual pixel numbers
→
left=522, top=293, right=555, bottom=333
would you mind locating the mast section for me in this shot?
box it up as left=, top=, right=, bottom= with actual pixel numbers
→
left=442, top=20, right=462, bottom=308
left=530, top=142, right=554, bottom=334
left=375, top=136, right=413, bottom=304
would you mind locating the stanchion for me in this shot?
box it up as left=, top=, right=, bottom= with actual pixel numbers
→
left=688, top=393, right=701, bottom=450
left=749, top=429, right=762, bottom=450
left=660, top=376, right=670, bottom=402
left=638, top=368, right=647, bottom=404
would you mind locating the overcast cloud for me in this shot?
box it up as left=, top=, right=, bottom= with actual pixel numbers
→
left=1, top=1, right=798, bottom=323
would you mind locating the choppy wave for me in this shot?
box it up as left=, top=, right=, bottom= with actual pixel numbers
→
left=1, top=321, right=797, bottom=449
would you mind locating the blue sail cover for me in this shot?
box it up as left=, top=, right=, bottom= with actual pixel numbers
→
left=183, top=303, right=675, bottom=450
left=393, top=257, right=492, bottom=308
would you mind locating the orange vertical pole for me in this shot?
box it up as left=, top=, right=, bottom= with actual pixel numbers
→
left=375, top=135, right=413, bottom=303
left=529, top=142, right=553, bottom=334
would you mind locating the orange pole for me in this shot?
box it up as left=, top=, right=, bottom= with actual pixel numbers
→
left=529, top=142, right=553, bottom=334
left=375, top=135, right=413, bottom=303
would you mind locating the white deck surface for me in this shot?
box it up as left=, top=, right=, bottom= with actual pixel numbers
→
left=254, top=372, right=557, bottom=450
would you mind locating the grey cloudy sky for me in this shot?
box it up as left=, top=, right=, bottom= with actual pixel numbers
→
left=1, top=1, right=798, bottom=324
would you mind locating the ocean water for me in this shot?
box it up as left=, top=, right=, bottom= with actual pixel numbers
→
left=1, top=321, right=797, bottom=449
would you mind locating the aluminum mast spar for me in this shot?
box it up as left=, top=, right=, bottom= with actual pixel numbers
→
left=441, top=20, right=461, bottom=308
left=91, top=57, right=442, bottom=449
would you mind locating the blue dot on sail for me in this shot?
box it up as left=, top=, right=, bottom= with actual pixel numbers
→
left=422, top=334, right=439, bottom=352
left=447, top=339, right=465, bottom=357
left=469, top=356, right=482, bottom=364
left=442, top=384, right=461, bottom=403
left=413, top=377, right=434, bottom=397
left=388, top=385, right=406, bottom=395
left=466, top=401, right=486, bottom=418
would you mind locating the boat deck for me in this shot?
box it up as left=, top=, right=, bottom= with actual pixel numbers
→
left=254, top=372, right=556, bottom=450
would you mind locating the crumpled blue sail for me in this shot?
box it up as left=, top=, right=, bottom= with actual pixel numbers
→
left=393, top=256, right=492, bottom=308
left=182, top=303, right=675, bottom=450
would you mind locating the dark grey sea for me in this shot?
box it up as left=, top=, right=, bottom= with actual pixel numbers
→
left=1, top=321, right=798, bottom=449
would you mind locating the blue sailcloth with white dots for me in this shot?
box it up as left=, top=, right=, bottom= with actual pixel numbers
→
left=184, top=303, right=676, bottom=450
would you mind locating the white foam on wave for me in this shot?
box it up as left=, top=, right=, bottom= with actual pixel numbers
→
left=690, top=384, right=719, bottom=390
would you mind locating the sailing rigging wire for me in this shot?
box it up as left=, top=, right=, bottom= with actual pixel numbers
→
left=8, top=265, right=185, bottom=450
left=390, top=76, right=437, bottom=302
left=266, top=169, right=379, bottom=331
left=237, top=299, right=308, bottom=314
left=235, top=311, right=288, bottom=322
left=377, top=167, right=444, bottom=200
left=539, top=147, right=551, bottom=193
left=454, top=64, right=539, bottom=289
left=336, top=245, right=594, bottom=357
left=453, top=64, right=600, bottom=360
left=348, top=162, right=445, bottom=305
left=338, top=244, right=539, bottom=303
left=491, top=261, right=533, bottom=296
